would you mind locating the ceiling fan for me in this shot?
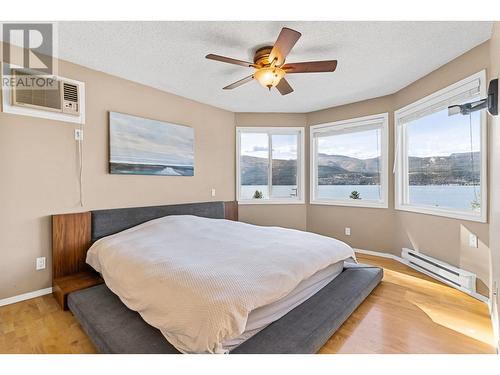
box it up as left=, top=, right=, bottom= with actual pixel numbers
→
left=205, top=27, right=338, bottom=96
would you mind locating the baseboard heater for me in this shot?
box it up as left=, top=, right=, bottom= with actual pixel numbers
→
left=401, top=248, right=476, bottom=294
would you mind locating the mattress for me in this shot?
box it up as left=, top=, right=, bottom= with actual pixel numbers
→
left=223, top=261, right=344, bottom=350
left=87, top=215, right=355, bottom=353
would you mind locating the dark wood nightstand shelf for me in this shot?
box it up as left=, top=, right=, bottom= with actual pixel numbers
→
left=52, top=212, right=97, bottom=310
left=53, top=270, right=103, bottom=310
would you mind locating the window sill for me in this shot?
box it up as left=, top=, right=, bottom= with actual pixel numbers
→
left=310, top=199, right=388, bottom=209
left=395, top=204, right=486, bottom=223
left=238, top=199, right=305, bottom=205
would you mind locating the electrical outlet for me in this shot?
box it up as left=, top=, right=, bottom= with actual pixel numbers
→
left=36, top=257, right=46, bottom=270
left=74, top=129, right=84, bottom=141
left=345, top=227, right=351, bottom=236
left=211, top=188, right=216, bottom=197
left=468, top=233, right=478, bottom=248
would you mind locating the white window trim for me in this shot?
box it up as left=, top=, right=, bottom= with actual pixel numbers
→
left=310, top=113, right=389, bottom=208
left=236, top=127, right=305, bottom=205
left=394, top=70, right=488, bottom=223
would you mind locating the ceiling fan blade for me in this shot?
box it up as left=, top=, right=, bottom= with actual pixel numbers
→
left=282, top=60, right=338, bottom=73
left=206, top=54, right=254, bottom=68
left=223, top=75, right=254, bottom=90
left=269, top=28, right=302, bottom=66
left=276, top=78, right=294, bottom=96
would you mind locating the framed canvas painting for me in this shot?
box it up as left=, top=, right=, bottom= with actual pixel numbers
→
left=109, top=112, right=194, bottom=176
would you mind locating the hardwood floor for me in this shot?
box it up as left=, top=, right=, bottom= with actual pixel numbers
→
left=0, top=253, right=496, bottom=354
left=0, top=292, right=97, bottom=353
left=320, top=254, right=496, bottom=354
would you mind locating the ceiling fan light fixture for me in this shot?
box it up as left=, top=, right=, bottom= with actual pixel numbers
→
left=254, top=67, right=285, bottom=89
left=206, top=27, right=337, bottom=95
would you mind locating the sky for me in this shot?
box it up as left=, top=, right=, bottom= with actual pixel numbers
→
left=318, top=128, right=381, bottom=159
left=240, top=107, right=481, bottom=162
left=318, top=109, right=480, bottom=160
left=241, top=133, right=297, bottom=160
left=110, top=112, right=194, bottom=166
left=406, top=108, right=480, bottom=157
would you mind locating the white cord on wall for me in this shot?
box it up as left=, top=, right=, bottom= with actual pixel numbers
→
left=77, top=123, right=84, bottom=207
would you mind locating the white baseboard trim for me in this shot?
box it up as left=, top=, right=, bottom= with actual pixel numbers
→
left=354, top=248, right=407, bottom=263
left=0, top=287, right=53, bottom=307
left=354, top=248, right=489, bottom=304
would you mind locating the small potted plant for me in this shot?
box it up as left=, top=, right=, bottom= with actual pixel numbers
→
left=471, top=199, right=481, bottom=210
left=253, top=190, right=264, bottom=199
left=350, top=191, right=361, bottom=200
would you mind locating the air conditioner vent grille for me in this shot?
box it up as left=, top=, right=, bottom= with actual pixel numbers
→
left=63, top=83, right=78, bottom=102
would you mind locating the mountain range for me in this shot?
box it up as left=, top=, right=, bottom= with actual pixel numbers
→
left=240, top=152, right=480, bottom=185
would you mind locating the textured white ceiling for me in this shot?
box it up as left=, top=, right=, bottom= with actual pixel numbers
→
left=57, top=21, right=492, bottom=113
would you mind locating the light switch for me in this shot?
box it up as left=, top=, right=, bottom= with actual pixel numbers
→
left=36, top=257, right=46, bottom=270
left=468, top=233, right=478, bottom=248
left=345, top=227, right=351, bottom=236
left=211, top=188, right=216, bottom=197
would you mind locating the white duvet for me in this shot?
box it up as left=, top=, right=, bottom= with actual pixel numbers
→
left=86, top=215, right=355, bottom=353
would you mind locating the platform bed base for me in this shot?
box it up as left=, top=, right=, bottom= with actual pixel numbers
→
left=68, top=264, right=382, bottom=354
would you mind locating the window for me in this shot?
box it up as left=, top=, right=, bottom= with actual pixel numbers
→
left=310, top=113, right=389, bottom=208
left=394, top=71, right=487, bottom=222
left=236, top=127, right=304, bottom=204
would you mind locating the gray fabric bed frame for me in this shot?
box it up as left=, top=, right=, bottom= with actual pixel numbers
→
left=67, top=201, right=383, bottom=354
left=91, top=201, right=225, bottom=243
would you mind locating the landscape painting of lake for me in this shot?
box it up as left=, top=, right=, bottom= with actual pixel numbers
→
left=109, top=112, right=194, bottom=176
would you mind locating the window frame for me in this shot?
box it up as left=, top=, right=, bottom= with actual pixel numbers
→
left=310, top=113, right=389, bottom=208
left=236, top=126, right=305, bottom=205
left=394, top=70, right=488, bottom=223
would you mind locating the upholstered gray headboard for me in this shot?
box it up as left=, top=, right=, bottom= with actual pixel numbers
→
left=91, top=201, right=225, bottom=243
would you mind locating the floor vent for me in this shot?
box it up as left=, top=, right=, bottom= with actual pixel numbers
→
left=401, top=248, right=476, bottom=294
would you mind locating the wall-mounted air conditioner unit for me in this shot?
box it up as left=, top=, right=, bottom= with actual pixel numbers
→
left=1, top=65, right=85, bottom=124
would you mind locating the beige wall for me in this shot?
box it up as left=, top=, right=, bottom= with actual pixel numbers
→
left=0, top=39, right=494, bottom=302
left=488, top=22, right=500, bottom=347
left=0, top=59, right=236, bottom=300
left=235, top=113, right=308, bottom=230
left=306, top=42, right=491, bottom=293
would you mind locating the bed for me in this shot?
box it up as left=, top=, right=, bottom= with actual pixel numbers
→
left=52, top=201, right=382, bottom=354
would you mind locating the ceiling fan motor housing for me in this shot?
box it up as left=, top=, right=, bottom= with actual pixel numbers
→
left=254, top=46, right=274, bottom=66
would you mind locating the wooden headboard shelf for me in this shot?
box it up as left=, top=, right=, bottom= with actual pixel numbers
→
left=52, top=211, right=92, bottom=279
left=224, top=201, right=238, bottom=221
